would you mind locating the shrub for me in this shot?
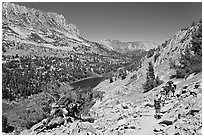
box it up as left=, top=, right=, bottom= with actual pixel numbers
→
left=155, top=76, right=163, bottom=86
left=19, top=109, right=46, bottom=130
left=143, top=78, right=155, bottom=93
left=175, top=68, right=187, bottom=78
left=93, top=90, right=104, bottom=101
left=181, top=27, right=188, bottom=31
left=169, top=58, right=176, bottom=69
left=169, top=74, right=176, bottom=79
left=191, top=21, right=196, bottom=27
left=130, top=73, right=137, bottom=79
left=121, top=74, right=127, bottom=80
left=2, top=115, right=8, bottom=132
left=161, top=40, right=168, bottom=48
left=147, top=49, right=155, bottom=58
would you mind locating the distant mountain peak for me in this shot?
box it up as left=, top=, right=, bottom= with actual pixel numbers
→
left=100, top=39, right=158, bottom=53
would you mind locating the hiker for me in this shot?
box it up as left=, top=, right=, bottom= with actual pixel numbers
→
left=171, top=84, right=177, bottom=97
left=160, top=87, right=166, bottom=106
left=166, top=81, right=177, bottom=97
left=114, top=74, right=117, bottom=81
left=50, top=103, right=60, bottom=117
left=110, top=77, right=113, bottom=83
left=154, top=95, right=161, bottom=119
left=72, top=103, right=80, bottom=119
left=165, top=82, right=171, bottom=99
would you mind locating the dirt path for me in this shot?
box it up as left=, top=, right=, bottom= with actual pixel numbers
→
left=136, top=108, right=157, bottom=135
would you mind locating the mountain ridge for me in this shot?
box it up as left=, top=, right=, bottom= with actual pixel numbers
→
left=100, top=39, right=158, bottom=53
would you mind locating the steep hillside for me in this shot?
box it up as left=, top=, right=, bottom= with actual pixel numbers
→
left=100, top=39, right=158, bottom=53
left=141, top=22, right=202, bottom=79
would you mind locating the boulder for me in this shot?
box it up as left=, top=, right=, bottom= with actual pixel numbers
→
left=121, top=103, right=129, bottom=109
left=48, top=117, right=65, bottom=128
left=116, top=104, right=123, bottom=110
left=30, top=122, right=44, bottom=132
left=158, top=120, right=173, bottom=126
left=20, top=130, right=31, bottom=135
left=70, top=128, right=79, bottom=135
left=144, top=103, right=154, bottom=108
left=181, top=89, right=187, bottom=94
left=196, top=127, right=202, bottom=135
left=117, top=118, right=128, bottom=127
left=187, top=109, right=200, bottom=116
left=162, top=103, right=174, bottom=112
left=165, top=126, right=175, bottom=135
left=79, top=122, right=96, bottom=134
left=153, top=124, right=165, bottom=132
left=194, top=84, right=200, bottom=89
left=124, top=129, right=137, bottom=135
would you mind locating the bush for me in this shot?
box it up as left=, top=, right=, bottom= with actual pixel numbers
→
left=161, top=40, right=168, bottom=48
left=181, top=27, right=188, bottom=31
left=143, top=78, right=155, bottom=93
left=155, top=76, right=163, bottom=86
left=169, top=58, right=176, bottom=69
left=55, top=87, right=104, bottom=117
left=2, top=115, right=14, bottom=133
left=175, top=68, right=187, bottom=78
left=191, top=21, right=196, bottom=27
left=169, top=74, right=176, bottom=79
left=19, top=109, right=46, bottom=130
left=2, top=115, right=8, bottom=132
left=93, top=90, right=104, bottom=101
left=147, top=49, right=155, bottom=58
left=130, top=73, right=137, bottom=79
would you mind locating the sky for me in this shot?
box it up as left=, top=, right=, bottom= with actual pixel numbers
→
left=14, top=2, right=202, bottom=44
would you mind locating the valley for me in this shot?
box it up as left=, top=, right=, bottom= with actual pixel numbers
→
left=2, top=2, right=202, bottom=135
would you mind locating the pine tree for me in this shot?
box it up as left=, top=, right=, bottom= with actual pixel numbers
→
left=143, top=62, right=156, bottom=92
left=147, top=62, right=155, bottom=80
left=191, top=21, right=196, bottom=27
left=191, top=23, right=202, bottom=56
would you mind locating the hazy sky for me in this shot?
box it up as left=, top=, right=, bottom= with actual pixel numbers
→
left=14, top=2, right=202, bottom=44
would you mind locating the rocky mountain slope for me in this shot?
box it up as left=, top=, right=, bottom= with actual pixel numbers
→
left=100, top=39, right=158, bottom=53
